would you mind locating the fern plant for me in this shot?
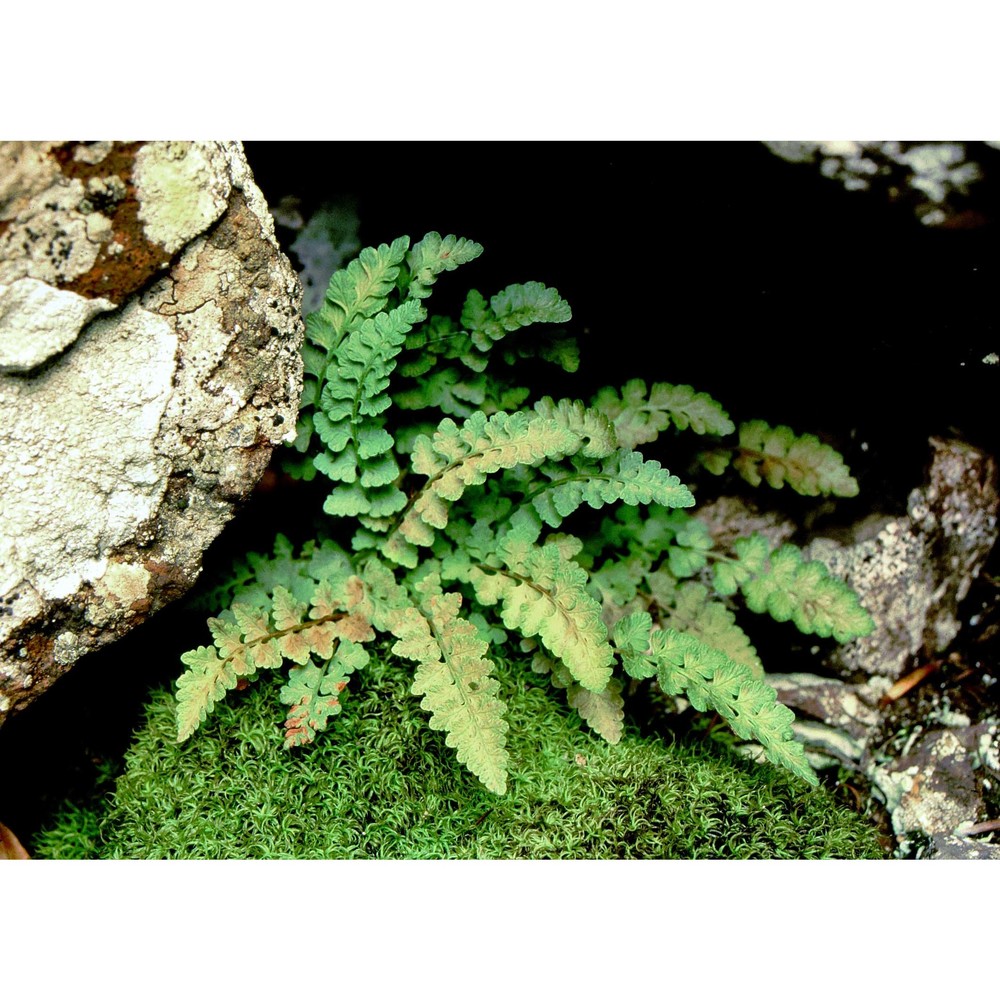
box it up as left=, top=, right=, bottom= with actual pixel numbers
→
left=176, top=232, right=874, bottom=795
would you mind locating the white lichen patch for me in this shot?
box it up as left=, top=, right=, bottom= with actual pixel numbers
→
left=73, top=142, right=113, bottom=165
left=791, top=720, right=866, bottom=762
left=133, top=143, right=231, bottom=255
left=86, top=562, right=151, bottom=627
left=808, top=440, right=998, bottom=679
left=0, top=299, right=175, bottom=604
left=0, top=277, right=116, bottom=373
left=976, top=724, right=1000, bottom=772
left=872, top=729, right=985, bottom=838
left=53, top=630, right=87, bottom=666
left=0, top=197, right=101, bottom=287
left=0, top=143, right=61, bottom=221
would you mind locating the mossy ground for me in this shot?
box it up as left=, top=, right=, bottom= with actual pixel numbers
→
left=32, top=650, right=884, bottom=860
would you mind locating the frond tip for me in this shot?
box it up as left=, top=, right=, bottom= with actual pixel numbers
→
left=699, top=420, right=859, bottom=497
left=613, top=614, right=818, bottom=785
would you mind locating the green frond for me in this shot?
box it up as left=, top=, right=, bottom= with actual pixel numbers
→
left=699, top=420, right=859, bottom=497
left=471, top=540, right=614, bottom=692
left=463, top=282, right=571, bottom=350
left=613, top=619, right=817, bottom=784
left=713, top=533, right=874, bottom=641
left=313, top=298, right=423, bottom=516
left=592, top=379, right=735, bottom=449
left=744, top=544, right=875, bottom=641
left=403, top=232, right=484, bottom=301
left=394, top=410, right=581, bottom=549
left=389, top=593, right=510, bottom=794
left=280, top=639, right=370, bottom=748
left=662, top=582, right=764, bottom=678
left=314, top=235, right=410, bottom=348
left=531, top=397, right=618, bottom=459
left=530, top=450, right=695, bottom=529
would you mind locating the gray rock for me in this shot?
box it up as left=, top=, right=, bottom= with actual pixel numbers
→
left=768, top=672, right=887, bottom=744
left=921, top=835, right=1000, bottom=860
left=868, top=722, right=998, bottom=840
left=809, top=437, right=998, bottom=679
left=0, top=141, right=303, bottom=724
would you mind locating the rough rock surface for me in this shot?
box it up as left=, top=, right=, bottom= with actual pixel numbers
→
left=0, top=141, right=303, bottom=725
left=809, top=437, right=999, bottom=680
left=868, top=722, right=998, bottom=837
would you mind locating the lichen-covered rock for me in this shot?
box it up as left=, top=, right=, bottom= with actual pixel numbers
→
left=808, top=437, right=999, bottom=680
left=869, top=722, right=998, bottom=840
left=0, top=141, right=303, bottom=724
left=920, top=834, right=1000, bottom=860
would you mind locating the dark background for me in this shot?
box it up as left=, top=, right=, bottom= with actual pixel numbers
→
left=244, top=140, right=1000, bottom=480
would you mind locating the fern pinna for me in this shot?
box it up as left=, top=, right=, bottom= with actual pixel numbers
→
left=176, top=232, right=874, bottom=794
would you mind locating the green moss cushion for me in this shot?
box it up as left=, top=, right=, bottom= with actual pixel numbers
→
left=37, top=654, right=883, bottom=859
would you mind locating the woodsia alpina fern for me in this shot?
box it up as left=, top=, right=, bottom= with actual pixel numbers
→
left=176, top=232, right=874, bottom=794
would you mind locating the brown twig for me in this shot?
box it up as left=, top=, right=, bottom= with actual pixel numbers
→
left=879, top=660, right=941, bottom=707
left=955, top=818, right=1000, bottom=837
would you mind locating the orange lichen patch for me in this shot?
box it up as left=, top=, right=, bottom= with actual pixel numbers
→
left=47, top=141, right=174, bottom=303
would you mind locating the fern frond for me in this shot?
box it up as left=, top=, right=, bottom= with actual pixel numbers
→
left=713, top=534, right=874, bottom=642
left=529, top=449, right=695, bottom=529
left=280, top=639, right=369, bottom=748
left=662, top=582, right=764, bottom=678
left=176, top=580, right=372, bottom=741
left=470, top=540, right=614, bottom=692
left=313, top=235, right=410, bottom=349
left=462, top=282, right=571, bottom=350
left=393, top=410, right=580, bottom=549
left=613, top=615, right=817, bottom=784
left=743, top=544, right=874, bottom=642
left=315, top=299, right=423, bottom=517
left=403, top=232, right=484, bottom=301
left=699, top=420, right=858, bottom=497
left=389, top=593, right=509, bottom=794
left=592, top=379, right=735, bottom=449
left=531, top=397, right=617, bottom=459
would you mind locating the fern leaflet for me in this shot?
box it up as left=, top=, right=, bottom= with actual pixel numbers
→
left=713, top=533, right=874, bottom=642
left=389, top=592, right=509, bottom=794
left=280, top=639, right=369, bottom=748
left=469, top=539, right=615, bottom=692
left=593, top=379, right=735, bottom=449
left=699, top=419, right=859, bottom=497
left=402, top=232, right=484, bottom=301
